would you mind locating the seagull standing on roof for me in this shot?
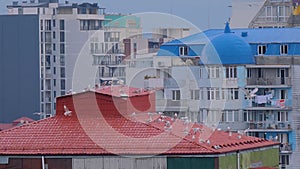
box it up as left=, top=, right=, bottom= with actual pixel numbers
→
left=64, top=105, right=72, bottom=116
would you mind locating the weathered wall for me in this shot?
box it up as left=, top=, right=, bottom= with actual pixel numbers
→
left=73, top=157, right=167, bottom=169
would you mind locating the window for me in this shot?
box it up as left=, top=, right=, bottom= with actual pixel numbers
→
left=61, top=79, right=65, bottom=90
left=59, top=20, right=65, bottom=30
left=179, top=46, right=188, bottom=56
left=172, top=90, right=181, bottom=100
left=258, top=68, right=263, bottom=78
left=53, top=55, right=56, bottom=63
left=40, top=20, right=44, bottom=30
left=54, top=91, right=56, bottom=98
left=52, top=20, right=56, bottom=27
left=258, top=45, right=267, bottom=55
left=207, top=88, right=220, bottom=100
left=277, top=68, right=289, bottom=78
left=280, top=155, right=290, bottom=166
left=280, top=44, right=288, bottom=55
left=191, top=90, right=200, bottom=100
left=277, top=111, right=288, bottom=122
left=60, top=55, right=65, bottom=66
left=207, top=88, right=214, bottom=100
left=221, top=110, right=239, bottom=122
left=60, top=32, right=65, bottom=42
left=45, top=20, right=51, bottom=31
left=247, top=69, right=252, bottom=78
left=53, top=67, right=56, bottom=74
left=226, top=67, right=237, bottom=78
left=200, top=88, right=204, bottom=100
left=243, top=111, right=255, bottom=122
left=60, top=67, right=65, bottom=78
left=206, top=110, right=219, bottom=123
left=60, top=44, right=65, bottom=54
left=53, top=43, right=56, bottom=51
left=80, top=20, right=102, bottom=30
left=53, top=32, right=56, bottom=39
left=53, top=79, right=56, bottom=87
left=208, top=66, right=220, bottom=78
left=279, top=90, right=287, bottom=99
left=265, top=6, right=272, bottom=18
left=228, top=88, right=239, bottom=100
left=199, top=67, right=203, bottom=78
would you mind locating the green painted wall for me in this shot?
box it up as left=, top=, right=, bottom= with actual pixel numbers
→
left=167, top=157, right=215, bottom=169
left=104, top=15, right=141, bottom=28
left=219, top=154, right=237, bottom=169
left=219, top=148, right=279, bottom=169
left=240, top=148, right=279, bottom=169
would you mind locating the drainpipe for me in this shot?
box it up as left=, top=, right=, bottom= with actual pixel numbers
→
left=237, top=151, right=240, bottom=169
left=42, top=156, right=45, bottom=169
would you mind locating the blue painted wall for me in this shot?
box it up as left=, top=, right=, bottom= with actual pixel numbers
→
left=0, top=15, right=40, bottom=122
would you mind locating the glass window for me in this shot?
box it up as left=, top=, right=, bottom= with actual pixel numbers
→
left=60, top=44, right=65, bottom=54
left=226, top=67, right=237, bottom=78
left=59, top=20, right=65, bottom=30
left=280, top=44, right=288, bottom=55
left=258, top=45, right=267, bottom=55
left=61, top=79, right=65, bottom=90
left=179, top=46, right=188, bottom=56
left=60, top=32, right=65, bottom=42
left=172, top=90, right=180, bottom=100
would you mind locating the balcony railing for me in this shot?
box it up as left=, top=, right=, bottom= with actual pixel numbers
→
left=156, top=99, right=188, bottom=112
left=247, top=77, right=291, bottom=86
left=247, top=121, right=291, bottom=130
left=280, top=143, right=292, bottom=153
left=245, top=99, right=291, bottom=109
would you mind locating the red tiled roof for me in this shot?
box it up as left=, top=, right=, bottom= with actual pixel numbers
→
left=13, top=117, right=35, bottom=123
left=0, top=88, right=279, bottom=156
left=0, top=124, right=13, bottom=131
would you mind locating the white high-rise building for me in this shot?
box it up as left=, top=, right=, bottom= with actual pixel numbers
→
left=7, top=0, right=107, bottom=118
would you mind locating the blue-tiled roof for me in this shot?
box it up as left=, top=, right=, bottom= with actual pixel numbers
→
left=157, top=27, right=300, bottom=64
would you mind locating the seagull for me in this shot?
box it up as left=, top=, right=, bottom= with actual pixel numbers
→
left=33, top=112, right=42, bottom=115
left=63, top=105, right=72, bottom=116
left=241, top=87, right=258, bottom=99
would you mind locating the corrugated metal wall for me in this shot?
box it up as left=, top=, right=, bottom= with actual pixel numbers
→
left=73, top=157, right=167, bottom=169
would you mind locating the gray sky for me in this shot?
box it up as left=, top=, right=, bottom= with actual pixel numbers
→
left=1, top=0, right=232, bottom=30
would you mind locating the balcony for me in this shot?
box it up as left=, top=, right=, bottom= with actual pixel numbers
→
left=144, top=78, right=163, bottom=89
left=156, top=99, right=188, bottom=112
left=246, top=77, right=291, bottom=88
left=244, top=99, right=292, bottom=110
left=280, top=143, right=292, bottom=154
left=247, top=121, right=291, bottom=131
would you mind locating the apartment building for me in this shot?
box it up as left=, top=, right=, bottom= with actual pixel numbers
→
left=126, top=24, right=300, bottom=168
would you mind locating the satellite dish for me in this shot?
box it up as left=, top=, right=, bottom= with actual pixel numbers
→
left=63, top=105, right=72, bottom=116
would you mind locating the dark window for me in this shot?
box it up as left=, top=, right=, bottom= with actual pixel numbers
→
left=60, top=32, right=65, bottom=42
left=60, top=44, right=65, bottom=54
left=61, top=79, right=65, bottom=90
left=60, top=20, right=65, bottom=30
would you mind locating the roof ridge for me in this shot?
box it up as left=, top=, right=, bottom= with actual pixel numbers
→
left=0, top=116, right=54, bottom=134
left=141, top=116, right=217, bottom=153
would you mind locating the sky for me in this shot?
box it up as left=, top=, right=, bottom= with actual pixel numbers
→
left=0, top=0, right=233, bottom=30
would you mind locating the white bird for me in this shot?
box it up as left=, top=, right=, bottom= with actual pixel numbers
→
left=117, top=80, right=124, bottom=85
left=242, top=87, right=258, bottom=99
left=63, top=105, right=72, bottom=116
left=33, top=112, right=43, bottom=116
